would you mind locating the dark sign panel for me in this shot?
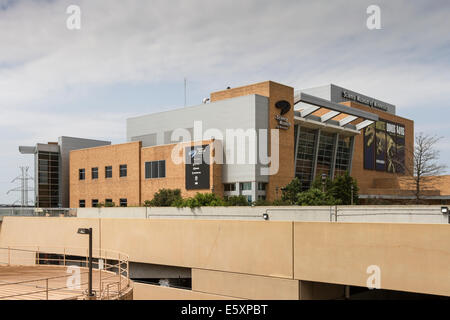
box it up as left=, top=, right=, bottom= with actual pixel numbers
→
left=185, top=145, right=210, bottom=190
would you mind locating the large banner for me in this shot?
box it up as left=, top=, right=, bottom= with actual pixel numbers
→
left=185, top=144, right=211, bottom=190
left=364, top=123, right=375, bottom=170
left=364, top=119, right=406, bottom=174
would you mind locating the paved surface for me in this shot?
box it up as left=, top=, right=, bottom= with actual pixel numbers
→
left=0, top=265, right=122, bottom=300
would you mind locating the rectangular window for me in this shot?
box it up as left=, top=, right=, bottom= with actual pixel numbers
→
left=120, top=164, right=127, bottom=177
left=257, top=182, right=267, bottom=191
left=92, top=199, right=99, bottom=207
left=120, top=198, right=127, bottom=207
left=79, top=200, right=85, bottom=208
left=224, top=183, right=236, bottom=192
left=105, top=166, right=112, bottom=178
left=105, top=199, right=113, bottom=206
left=79, top=169, right=85, bottom=180
left=92, top=167, right=98, bottom=180
left=240, top=182, right=252, bottom=191
left=145, top=160, right=166, bottom=179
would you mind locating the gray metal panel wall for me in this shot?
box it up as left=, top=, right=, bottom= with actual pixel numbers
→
left=127, top=94, right=270, bottom=184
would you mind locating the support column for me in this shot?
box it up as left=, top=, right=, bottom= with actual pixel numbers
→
left=330, top=133, right=339, bottom=180
left=311, top=129, right=321, bottom=182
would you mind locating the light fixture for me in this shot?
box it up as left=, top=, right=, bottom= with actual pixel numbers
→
left=262, top=213, right=269, bottom=220
left=77, top=227, right=95, bottom=299
left=441, top=207, right=449, bottom=214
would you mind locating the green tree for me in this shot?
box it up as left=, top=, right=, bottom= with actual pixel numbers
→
left=145, top=189, right=182, bottom=207
left=311, top=174, right=334, bottom=193
left=329, top=172, right=359, bottom=205
left=281, top=177, right=303, bottom=204
left=296, top=188, right=339, bottom=206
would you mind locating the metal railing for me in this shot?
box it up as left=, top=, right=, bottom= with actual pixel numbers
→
left=0, top=246, right=129, bottom=300
left=0, top=208, right=76, bottom=220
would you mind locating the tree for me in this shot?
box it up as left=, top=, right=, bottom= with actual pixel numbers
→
left=175, top=193, right=226, bottom=208
left=329, top=172, right=359, bottom=205
left=281, top=177, right=302, bottom=204
left=226, top=195, right=249, bottom=206
left=403, top=133, right=447, bottom=201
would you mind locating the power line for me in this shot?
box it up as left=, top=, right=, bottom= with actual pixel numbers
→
left=6, top=166, right=34, bottom=207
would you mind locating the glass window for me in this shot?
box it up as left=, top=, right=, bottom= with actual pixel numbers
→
left=224, top=183, right=236, bottom=192
left=120, top=164, right=127, bottom=177
left=335, top=136, right=352, bottom=177
left=105, top=199, right=113, bottom=206
left=92, top=199, right=99, bottom=207
left=79, top=200, right=85, bottom=208
left=120, top=199, right=127, bottom=207
left=105, top=166, right=112, bottom=178
left=240, top=182, right=252, bottom=191
left=92, top=167, right=98, bottom=179
left=79, top=168, right=85, bottom=180
left=257, top=182, right=267, bottom=191
left=145, top=160, right=166, bottom=179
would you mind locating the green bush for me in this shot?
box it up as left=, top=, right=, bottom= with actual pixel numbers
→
left=296, top=188, right=340, bottom=206
left=252, top=199, right=272, bottom=206
left=311, top=175, right=334, bottom=192
left=272, top=199, right=292, bottom=206
left=226, top=195, right=249, bottom=206
left=175, top=193, right=227, bottom=208
left=144, top=189, right=182, bottom=207
left=281, top=177, right=302, bottom=204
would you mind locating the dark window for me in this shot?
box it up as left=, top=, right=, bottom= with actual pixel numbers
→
left=120, top=199, right=127, bottom=207
left=119, top=164, right=127, bottom=177
left=79, top=200, right=85, bottom=208
left=145, top=160, right=166, bottom=179
left=105, top=199, right=113, bottom=206
left=257, top=183, right=267, bottom=191
left=79, top=169, right=85, bottom=180
left=92, top=199, right=99, bottom=207
left=105, top=166, right=112, bottom=178
left=240, top=182, right=252, bottom=191
left=224, top=183, right=236, bottom=192
left=92, top=167, right=98, bottom=179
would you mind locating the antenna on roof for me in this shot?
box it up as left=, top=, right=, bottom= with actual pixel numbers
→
left=184, top=77, right=187, bottom=107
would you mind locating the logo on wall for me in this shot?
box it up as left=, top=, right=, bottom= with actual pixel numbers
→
left=274, top=100, right=291, bottom=130
left=275, top=100, right=291, bottom=115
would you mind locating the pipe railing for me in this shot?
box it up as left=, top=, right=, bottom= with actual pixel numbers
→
left=0, top=246, right=130, bottom=300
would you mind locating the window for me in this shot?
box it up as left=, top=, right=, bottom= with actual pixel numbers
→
left=79, top=169, right=85, bottom=180
left=105, top=166, right=112, bottom=178
left=145, top=160, right=166, bottom=179
left=240, top=182, right=252, bottom=191
left=105, top=199, right=113, bottom=206
left=224, top=183, right=236, bottom=192
left=120, top=198, right=127, bottom=207
left=120, top=164, right=127, bottom=177
left=79, top=200, right=85, bottom=208
left=258, top=195, right=266, bottom=201
left=257, top=182, right=267, bottom=191
left=92, top=199, right=99, bottom=207
left=92, top=167, right=98, bottom=179
left=295, top=127, right=317, bottom=190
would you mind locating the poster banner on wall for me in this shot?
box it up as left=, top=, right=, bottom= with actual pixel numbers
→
left=364, top=124, right=375, bottom=170
left=375, top=121, right=386, bottom=171
left=185, top=144, right=211, bottom=190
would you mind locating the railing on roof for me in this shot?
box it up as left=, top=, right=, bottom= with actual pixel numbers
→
left=0, top=246, right=130, bottom=300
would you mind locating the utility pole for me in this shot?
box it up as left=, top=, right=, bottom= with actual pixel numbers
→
left=7, top=166, right=34, bottom=207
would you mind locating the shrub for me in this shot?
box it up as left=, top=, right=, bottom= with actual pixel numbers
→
left=175, top=193, right=226, bottom=208
left=296, top=188, right=340, bottom=206
left=272, top=199, right=292, bottom=206
left=226, top=195, right=249, bottom=206
left=252, top=199, right=272, bottom=206
left=144, top=189, right=182, bottom=207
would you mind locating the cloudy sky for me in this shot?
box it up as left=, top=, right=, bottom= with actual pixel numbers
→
left=0, top=0, right=449, bottom=204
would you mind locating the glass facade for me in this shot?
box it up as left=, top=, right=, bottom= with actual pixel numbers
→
left=37, top=151, right=60, bottom=208
left=316, top=132, right=335, bottom=178
left=294, top=125, right=355, bottom=190
left=335, top=136, right=352, bottom=177
left=295, top=127, right=317, bottom=191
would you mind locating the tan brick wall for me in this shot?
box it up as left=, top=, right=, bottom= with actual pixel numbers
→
left=70, top=141, right=142, bottom=208
left=211, top=81, right=295, bottom=201
left=341, top=101, right=414, bottom=194
left=140, top=139, right=222, bottom=202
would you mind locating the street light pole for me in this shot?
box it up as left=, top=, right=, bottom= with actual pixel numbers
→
left=78, top=227, right=95, bottom=299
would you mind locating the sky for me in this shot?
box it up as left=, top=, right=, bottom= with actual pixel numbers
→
left=0, top=0, right=449, bottom=204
